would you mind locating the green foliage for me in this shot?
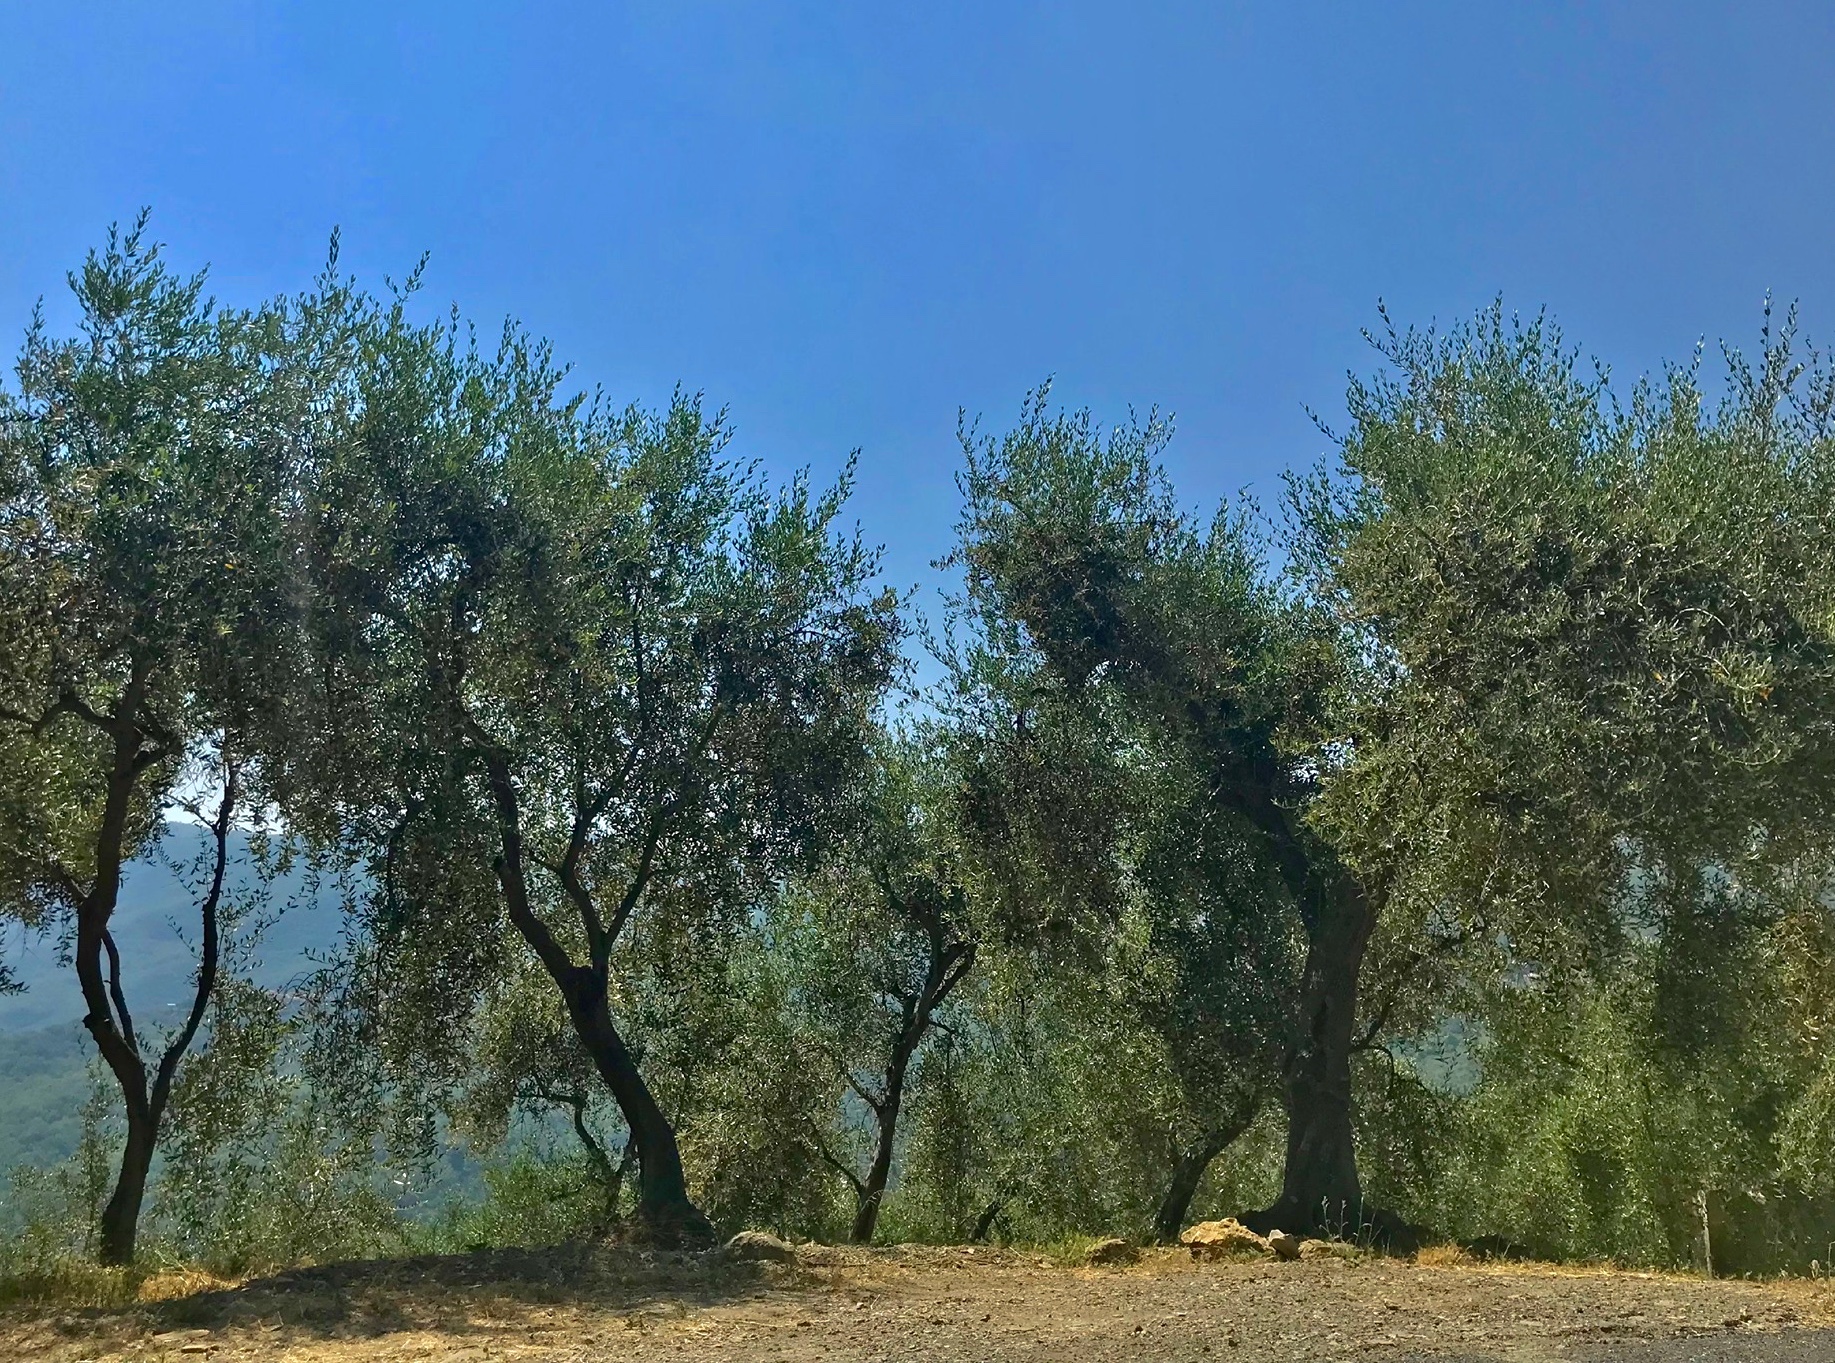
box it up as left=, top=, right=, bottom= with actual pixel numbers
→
left=0, top=1078, right=116, bottom=1275
left=944, top=384, right=1367, bottom=1233
left=1305, top=301, right=1835, bottom=965
left=8, top=225, right=1835, bottom=1280
left=883, top=956, right=1192, bottom=1244
left=269, top=274, right=902, bottom=1237
left=0, top=214, right=354, bottom=1262
left=149, top=973, right=410, bottom=1275
left=424, top=1153, right=611, bottom=1253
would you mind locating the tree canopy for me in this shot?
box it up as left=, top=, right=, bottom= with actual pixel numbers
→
left=4, top=228, right=1834, bottom=1274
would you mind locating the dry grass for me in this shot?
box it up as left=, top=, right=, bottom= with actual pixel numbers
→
left=135, top=1268, right=242, bottom=1301
left=0, top=1263, right=241, bottom=1312
left=1412, top=1243, right=1476, bottom=1267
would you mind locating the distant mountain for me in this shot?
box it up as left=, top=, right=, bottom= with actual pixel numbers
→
left=0, top=822, right=348, bottom=1033
left=0, top=825, right=349, bottom=1175
left=0, top=1023, right=92, bottom=1174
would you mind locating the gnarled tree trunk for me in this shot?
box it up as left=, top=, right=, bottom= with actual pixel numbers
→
left=1245, top=880, right=1374, bottom=1239
left=80, top=728, right=233, bottom=1265
left=480, top=742, right=715, bottom=1248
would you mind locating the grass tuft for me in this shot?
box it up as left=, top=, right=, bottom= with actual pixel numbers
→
left=1414, top=1244, right=1477, bottom=1268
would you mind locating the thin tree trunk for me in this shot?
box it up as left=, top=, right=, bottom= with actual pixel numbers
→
left=552, top=1087, right=621, bottom=1226
left=1246, top=880, right=1374, bottom=1239
left=850, top=1051, right=909, bottom=1245
left=847, top=939, right=973, bottom=1245
left=82, top=727, right=234, bottom=1264
left=1153, top=1091, right=1261, bottom=1244
left=970, top=1198, right=1005, bottom=1243
left=77, top=728, right=149, bottom=1265
left=544, top=1085, right=633, bottom=1232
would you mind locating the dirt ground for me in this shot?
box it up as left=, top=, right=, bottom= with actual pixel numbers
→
left=6, top=1243, right=1835, bottom=1363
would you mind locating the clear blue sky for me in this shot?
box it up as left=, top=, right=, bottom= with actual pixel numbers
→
left=4, top=3, right=1832, bottom=602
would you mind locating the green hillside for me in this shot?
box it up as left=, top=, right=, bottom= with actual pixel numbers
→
left=0, top=824, right=344, bottom=1173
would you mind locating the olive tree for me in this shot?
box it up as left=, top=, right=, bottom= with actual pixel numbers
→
left=946, top=391, right=1344, bottom=1234
left=0, top=220, right=314, bottom=1263
left=764, top=733, right=978, bottom=1242
left=287, top=293, right=901, bottom=1244
left=1302, top=304, right=1835, bottom=957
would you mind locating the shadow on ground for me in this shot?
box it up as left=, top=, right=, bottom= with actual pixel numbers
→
left=139, top=1242, right=790, bottom=1337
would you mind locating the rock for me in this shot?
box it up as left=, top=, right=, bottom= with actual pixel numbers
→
left=722, top=1230, right=798, bottom=1262
left=1085, top=1237, right=1140, bottom=1266
left=1299, top=1238, right=1358, bottom=1261
left=1180, top=1218, right=1269, bottom=1258
left=1267, top=1228, right=1303, bottom=1260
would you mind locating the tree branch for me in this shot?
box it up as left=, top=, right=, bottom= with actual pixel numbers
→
left=930, top=940, right=978, bottom=1013
left=531, top=1079, right=616, bottom=1190
left=1352, top=928, right=1469, bottom=1053
left=466, top=716, right=581, bottom=987
left=102, top=927, right=139, bottom=1059
left=152, top=752, right=237, bottom=1117
left=810, top=1126, right=867, bottom=1196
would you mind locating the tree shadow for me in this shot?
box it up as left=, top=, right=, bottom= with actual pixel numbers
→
left=139, top=1242, right=803, bottom=1340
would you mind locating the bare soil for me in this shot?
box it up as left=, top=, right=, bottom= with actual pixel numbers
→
left=6, top=1243, right=1835, bottom=1362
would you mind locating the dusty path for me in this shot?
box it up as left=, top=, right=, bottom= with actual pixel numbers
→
left=6, top=1244, right=1834, bottom=1362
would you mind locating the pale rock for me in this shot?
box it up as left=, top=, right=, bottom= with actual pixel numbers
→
left=1180, top=1218, right=1269, bottom=1258
left=1299, top=1238, right=1359, bottom=1261
left=722, top=1230, right=798, bottom=1262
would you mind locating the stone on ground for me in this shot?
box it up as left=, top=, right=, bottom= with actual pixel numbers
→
left=1267, top=1229, right=1303, bottom=1260
left=1299, top=1237, right=1359, bottom=1260
left=722, top=1230, right=798, bottom=1262
left=1180, top=1218, right=1269, bottom=1258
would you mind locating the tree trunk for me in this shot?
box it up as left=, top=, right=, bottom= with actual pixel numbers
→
left=1246, top=880, right=1374, bottom=1239
left=84, top=749, right=235, bottom=1266
left=76, top=722, right=151, bottom=1266
left=970, top=1198, right=1005, bottom=1243
left=838, top=930, right=973, bottom=1246
left=847, top=935, right=974, bottom=1244
left=850, top=1051, right=910, bottom=1245
left=477, top=743, right=716, bottom=1249
left=567, top=980, right=714, bottom=1247
left=97, top=1102, right=156, bottom=1264
left=1153, top=1093, right=1262, bottom=1244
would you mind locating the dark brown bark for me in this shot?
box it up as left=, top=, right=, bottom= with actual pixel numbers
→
left=77, top=698, right=234, bottom=1265
left=849, top=1050, right=907, bottom=1245
left=1153, top=1089, right=1262, bottom=1244
left=476, top=738, right=715, bottom=1247
left=81, top=726, right=152, bottom=1265
left=567, top=979, right=713, bottom=1245
left=969, top=1198, right=1005, bottom=1243
left=1245, top=878, right=1375, bottom=1239
left=846, top=937, right=974, bottom=1245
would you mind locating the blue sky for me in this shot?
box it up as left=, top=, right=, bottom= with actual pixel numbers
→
left=4, top=3, right=1833, bottom=603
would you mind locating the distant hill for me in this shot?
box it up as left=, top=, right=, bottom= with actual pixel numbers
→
left=0, top=824, right=348, bottom=1174
left=0, top=822, right=348, bottom=1033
